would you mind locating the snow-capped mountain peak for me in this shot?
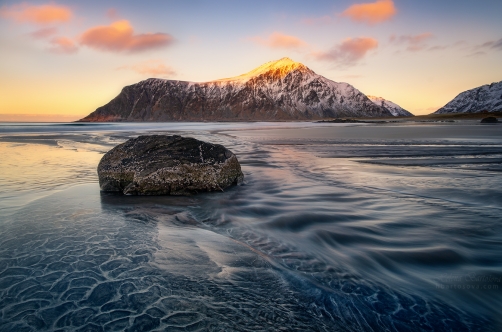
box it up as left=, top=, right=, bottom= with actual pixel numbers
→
left=214, top=57, right=312, bottom=83
left=367, top=95, right=413, bottom=117
left=434, top=80, right=502, bottom=114
left=79, top=58, right=397, bottom=122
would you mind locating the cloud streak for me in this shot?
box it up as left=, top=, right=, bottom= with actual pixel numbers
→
left=250, top=32, right=307, bottom=50
left=468, top=37, right=502, bottom=56
left=314, top=37, right=378, bottom=68
left=480, top=37, right=502, bottom=51
left=30, top=27, right=58, bottom=39
left=390, top=33, right=433, bottom=51
left=342, top=0, right=396, bottom=25
left=49, top=37, right=78, bottom=54
left=117, top=59, right=176, bottom=77
left=79, top=20, right=174, bottom=53
left=0, top=3, right=72, bottom=24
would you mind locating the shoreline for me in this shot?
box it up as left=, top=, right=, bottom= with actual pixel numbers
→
left=1, top=111, right=501, bottom=124
left=75, top=111, right=501, bottom=123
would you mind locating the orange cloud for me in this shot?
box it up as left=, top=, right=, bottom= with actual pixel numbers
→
left=30, top=26, right=58, bottom=39
left=342, top=0, right=396, bottom=25
left=48, top=37, right=78, bottom=54
left=117, top=59, right=176, bottom=78
left=390, top=33, right=433, bottom=51
left=0, top=3, right=72, bottom=24
left=314, top=37, right=378, bottom=68
left=79, top=20, right=174, bottom=53
left=250, top=32, right=307, bottom=49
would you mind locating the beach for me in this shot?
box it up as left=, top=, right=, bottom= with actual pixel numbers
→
left=0, top=121, right=501, bottom=331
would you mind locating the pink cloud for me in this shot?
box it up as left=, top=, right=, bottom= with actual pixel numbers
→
left=117, top=59, right=176, bottom=77
left=106, top=8, right=119, bottom=20
left=342, top=0, right=396, bottom=25
left=390, top=33, right=433, bottom=51
left=0, top=3, right=72, bottom=24
left=250, top=32, right=307, bottom=49
left=30, top=26, right=58, bottom=39
left=314, top=37, right=378, bottom=68
left=79, top=20, right=174, bottom=53
left=48, top=36, right=78, bottom=54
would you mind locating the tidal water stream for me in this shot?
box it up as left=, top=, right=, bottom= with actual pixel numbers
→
left=0, top=121, right=501, bottom=331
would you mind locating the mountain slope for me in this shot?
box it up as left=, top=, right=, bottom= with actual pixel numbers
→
left=79, top=58, right=393, bottom=122
left=367, top=95, right=413, bottom=117
left=434, top=81, right=502, bottom=114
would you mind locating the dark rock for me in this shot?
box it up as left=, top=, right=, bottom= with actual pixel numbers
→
left=480, top=116, right=498, bottom=123
left=98, top=135, right=244, bottom=195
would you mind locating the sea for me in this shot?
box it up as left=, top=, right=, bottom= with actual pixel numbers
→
left=0, top=121, right=501, bottom=331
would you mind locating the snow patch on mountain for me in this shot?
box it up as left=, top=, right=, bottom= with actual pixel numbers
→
left=367, top=96, right=413, bottom=117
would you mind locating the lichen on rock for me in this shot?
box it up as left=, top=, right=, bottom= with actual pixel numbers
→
left=97, top=135, right=244, bottom=195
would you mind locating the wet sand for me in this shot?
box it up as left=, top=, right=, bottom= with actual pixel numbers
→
left=0, top=121, right=501, bottom=331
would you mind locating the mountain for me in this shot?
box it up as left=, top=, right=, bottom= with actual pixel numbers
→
left=434, top=80, right=502, bottom=114
left=79, top=58, right=394, bottom=122
left=367, top=95, right=413, bottom=117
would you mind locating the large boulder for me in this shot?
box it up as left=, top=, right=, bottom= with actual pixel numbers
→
left=480, top=116, right=498, bottom=123
left=98, top=135, right=244, bottom=195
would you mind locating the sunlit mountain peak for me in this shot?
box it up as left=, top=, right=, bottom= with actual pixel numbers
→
left=214, top=57, right=311, bottom=83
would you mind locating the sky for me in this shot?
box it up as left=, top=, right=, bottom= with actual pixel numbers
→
left=0, top=0, right=501, bottom=121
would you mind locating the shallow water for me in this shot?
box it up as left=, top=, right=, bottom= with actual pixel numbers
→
left=0, top=121, right=501, bottom=331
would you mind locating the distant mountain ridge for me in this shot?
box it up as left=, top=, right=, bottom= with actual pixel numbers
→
left=79, top=58, right=396, bottom=122
left=434, top=80, right=502, bottom=114
left=367, top=95, right=413, bottom=117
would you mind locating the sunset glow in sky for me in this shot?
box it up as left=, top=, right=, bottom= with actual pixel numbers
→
left=1, top=0, right=501, bottom=121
